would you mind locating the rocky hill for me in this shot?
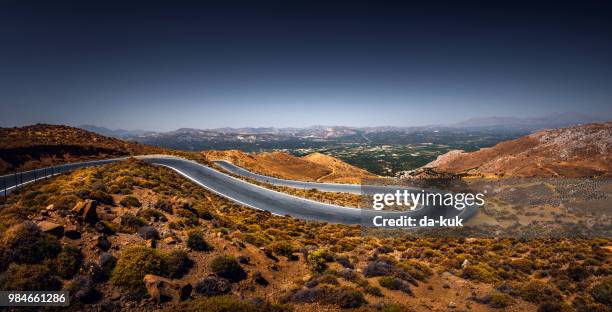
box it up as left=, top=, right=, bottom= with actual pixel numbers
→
left=0, top=124, right=164, bottom=174
left=203, top=150, right=377, bottom=183
left=425, top=122, right=612, bottom=178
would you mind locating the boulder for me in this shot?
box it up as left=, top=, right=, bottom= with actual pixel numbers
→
left=163, top=236, right=176, bottom=245
left=195, top=275, right=231, bottom=296
left=96, top=235, right=111, bottom=251
left=37, top=221, right=64, bottom=237
left=64, top=224, right=82, bottom=239
left=143, top=274, right=187, bottom=303
left=94, top=222, right=114, bottom=235
left=73, top=200, right=98, bottom=224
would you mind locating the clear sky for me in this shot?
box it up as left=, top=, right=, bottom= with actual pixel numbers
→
left=1, top=0, right=611, bottom=131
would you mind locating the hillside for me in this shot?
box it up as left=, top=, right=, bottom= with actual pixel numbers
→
left=0, top=124, right=164, bottom=174
left=425, top=122, right=612, bottom=177
left=2, top=159, right=608, bottom=311
left=203, top=150, right=377, bottom=183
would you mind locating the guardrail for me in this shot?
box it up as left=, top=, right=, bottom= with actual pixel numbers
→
left=0, top=158, right=127, bottom=198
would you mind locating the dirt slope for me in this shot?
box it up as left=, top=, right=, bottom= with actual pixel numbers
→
left=0, top=124, right=164, bottom=173
left=203, top=150, right=376, bottom=183
left=425, top=122, right=612, bottom=177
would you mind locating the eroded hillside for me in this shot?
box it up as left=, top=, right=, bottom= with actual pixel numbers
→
left=203, top=150, right=377, bottom=183
left=425, top=122, right=612, bottom=178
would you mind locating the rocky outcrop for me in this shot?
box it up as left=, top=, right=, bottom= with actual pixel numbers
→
left=424, top=122, right=612, bottom=177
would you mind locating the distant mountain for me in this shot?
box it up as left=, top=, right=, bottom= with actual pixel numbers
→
left=79, top=113, right=608, bottom=152
left=425, top=121, right=612, bottom=177
left=452, top=112, right=602, bottom=131
left=79, top=125, right=154, bottom=139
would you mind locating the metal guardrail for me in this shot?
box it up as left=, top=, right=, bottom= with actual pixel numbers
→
left=0, top=158, right=127, bottom=197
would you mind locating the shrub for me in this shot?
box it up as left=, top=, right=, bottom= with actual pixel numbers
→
left=307, top=250, right=334, bottom=273
left=155, top=199, right=173, bottom=213
left=364, top=285, right=383, bottom=297
left=137, top=208, right=167, bottom=222
left=1, top=222, right=60, bottom=264
left=120, top=196, right=141, bottom=208
left=0, top=264, right=61, bottom=291
left=519, top=281, right=562, bottom=304
left=90, top=190, right=114, bottom=205
left=378, top=276, right=413, bottom=295
left=290, top=285, right=367, bottom=308
left=537, top=301, right=573, bottom=312
left=119, top=214, right=146, bottom=233
left=65, top=275, right=99, bottom=303
left=187, top=232, right=213, bottom=251
left=210, top=255, right=247, bottom=283
left=54, top=246, right=83, bottom=279
left=589, top=278, right=611, bottom=305
left=269, top=242, right=295, bottom=258
left=489, top=291, right=514, bottom=308
left=164, top=250, right=192, bottom=279
left=110, top=247, right=166, bottom=292
left=461, top=262, right=499, bottom=283
left=181, top=296, right=290, bottom=312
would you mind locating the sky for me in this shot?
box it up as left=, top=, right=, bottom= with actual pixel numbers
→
left=1, top=0, right=611, bottom=131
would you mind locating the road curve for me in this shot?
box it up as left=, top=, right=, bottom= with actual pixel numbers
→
left=1, top=156, right=480, bottom=226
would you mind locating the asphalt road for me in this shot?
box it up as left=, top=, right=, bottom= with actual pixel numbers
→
left=1, top=156, right=480, bottom=226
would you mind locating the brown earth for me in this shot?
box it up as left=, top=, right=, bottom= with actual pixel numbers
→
left=203, top=150, right=377, bottom=183
left=425, top=122, right=612, bottom=178
left=0, top=124, right=164, bottom=174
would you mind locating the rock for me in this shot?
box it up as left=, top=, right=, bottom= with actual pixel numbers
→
left=163, top=236, right=176, bottom=245
left=146, top=239, right=157, bottom=249
left=238, top=256, right=250, bottom=264
left=252, top=271, right=268, bottom=286
left=195, top=276, right=231, bottom=296
left=179, top=283, right=192, bottom=301
left=73, top=200, right=98, bottom=224
left=96, top=235, right=111, bottom=251
left=64, top=224, right=81, bottom=239
left=448, top=302, right=457, bottom=309
left=143, top=274, right=185, bottom=303
left=461, top=259, right=469, bottom=268
left=98, top=252, right=117, bottom=275
left=94, top=222, right=114, bottom=235
left=37, top=221, right=64, bottom=237
left=46, top=204, right=55, bottom=211
left=138, top=226, right=160, bottom=240
left=66, top=275, right=98, bottom=303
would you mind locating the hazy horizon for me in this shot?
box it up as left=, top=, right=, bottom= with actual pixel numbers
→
left=2, top=1, right=612, bottom=131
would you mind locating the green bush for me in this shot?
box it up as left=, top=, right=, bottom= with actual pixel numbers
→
left=180, top=296, right=291, bottom=312
left=54, top=246, right=83, bottom=279
left=461, top=262, right=499, bottom=283
left=290, top=285, right=367, bottom=308
left=1, top=222, right=60, bottom=264
left=0, top=264, right=61, bottom=291
left=378, top=276, right=412, bottom=295
left=119, top=214, right=146, bottom=233
left=138, top=208, right=167, bottom=222
left=589, top=278, right=611, bottom=305
left=110, top=246, right=166, bottom=292
left=489, top=291, right=515, bottom=308
left=187, top=232, right=213, bottom=251
left=269, top=242, right=294, bottom=258
left=210, top=255, right=246, bottom=282
left=164, top=250, right=192, bottom=279
left=90, top=190, right=114, bottom=205
left=120, top=196, right=141, bottom=208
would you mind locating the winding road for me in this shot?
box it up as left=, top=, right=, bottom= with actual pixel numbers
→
left=1, top=156, right=480, bottom=226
